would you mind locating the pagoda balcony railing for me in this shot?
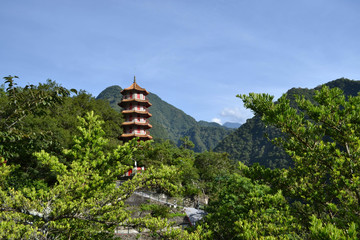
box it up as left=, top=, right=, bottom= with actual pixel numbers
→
left=122, top=108, right=150, bottom=114
left=124, top=130, right=151, bottom=135
left=128, top=108, right=150, bottom=113
left=122, top=95, right=149, bottom=101
left=125, top=119, right=151, bottom=124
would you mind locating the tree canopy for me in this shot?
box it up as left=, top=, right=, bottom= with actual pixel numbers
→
left=234, top=85, right=360, bottom=238
left=0, top=76, right=226, bottom=239
left=215, top=78, right=360, bottom=169
left=4, top=75, right=360, bottom=239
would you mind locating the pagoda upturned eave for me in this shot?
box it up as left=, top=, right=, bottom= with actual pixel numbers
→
left=119, top=77, right=152, bottom=142
left=120, top=82, right=149, bottom=95
left=119, top=133, right=153, bottom=140
left=118, top=99, right=152, bottom=107
left=121, top=122, right=152, bottom=128
left=121, top=110, right=152, bottom=117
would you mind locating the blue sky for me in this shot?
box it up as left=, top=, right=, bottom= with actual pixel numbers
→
left=1, top=0, right=360, bottom=124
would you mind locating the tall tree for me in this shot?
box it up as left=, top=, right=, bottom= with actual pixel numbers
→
left=0, top=76, right=124, bottom=188
left=0, top=76, right=72, bottom=161
left=0, top=112, right=181, bottom=239
left=204, top=165, right=301, bottom=239
left=239, top=85, right=360, bottom=235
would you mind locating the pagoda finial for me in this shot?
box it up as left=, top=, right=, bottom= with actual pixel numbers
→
left=134, top=76, right=136, bottom=83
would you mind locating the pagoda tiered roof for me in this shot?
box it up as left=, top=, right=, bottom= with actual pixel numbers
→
left=121, top=76, right=149, bottom=95
left=119, top=133, right=153, bottom=140
left=121, top=109, right=152, bottom=117
left=118, top=98, right=152, bottom=108
left=119, top=77, right=152, bottom=142
left=121, top=121, right=152, bottom=128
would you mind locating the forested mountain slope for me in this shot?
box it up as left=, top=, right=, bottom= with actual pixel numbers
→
left=215, top=78, right=360, bottom=168
left=96, top=85, right=234, bottom=151
left=223, top=122, right=241, bottom=129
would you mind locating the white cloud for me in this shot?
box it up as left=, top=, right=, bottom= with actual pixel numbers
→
left=211, top=118, right=222, bottom=125
left=220, top=107, right=252, bottom=123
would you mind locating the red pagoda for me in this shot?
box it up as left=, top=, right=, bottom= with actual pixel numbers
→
left=119, top=77, right=152, bottom=142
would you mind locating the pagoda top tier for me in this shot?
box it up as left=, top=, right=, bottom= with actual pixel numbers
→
left=121, top=76, right=149, bottom=95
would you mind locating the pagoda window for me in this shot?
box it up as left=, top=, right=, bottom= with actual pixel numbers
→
left=137, top=104, right=140, bottom=110
left=137, top=93, right=140, bottom=99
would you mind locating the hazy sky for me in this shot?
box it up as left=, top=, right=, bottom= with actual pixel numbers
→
left=1, top=0, right=360, bottom=124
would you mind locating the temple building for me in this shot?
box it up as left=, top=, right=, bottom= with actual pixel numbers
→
left=118, top=77, right=152, bottom=142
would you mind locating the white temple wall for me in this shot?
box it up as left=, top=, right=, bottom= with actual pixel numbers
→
left=125, top=93, right=146, bottom=100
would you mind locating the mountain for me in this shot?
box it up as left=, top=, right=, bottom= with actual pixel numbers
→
left=96, top=85, right=123, bottom=111
left=181, top=125, right=234, bottom=152
left=197, top=120, right=222, bottom=128
left=223, top=122, right=241, bottom=129
left=214, top=78, right=360, bottom=169
left=96, top=85, right=234, bottom=151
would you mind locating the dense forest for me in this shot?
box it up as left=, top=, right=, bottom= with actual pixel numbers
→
left=1, top=75, right=360, bottom=239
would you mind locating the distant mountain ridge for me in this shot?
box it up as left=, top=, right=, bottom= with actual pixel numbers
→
left=96, top=85, right=234, bottom=152
left=223, top=122, right=241, bottom=129
left=214, top=78, right=360, bottom=168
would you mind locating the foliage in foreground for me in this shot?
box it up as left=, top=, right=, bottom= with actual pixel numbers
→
left=4, top=75, right=360, bottom=239
left=215, top=78, right=360, bottom=169
left=0, top=76, right=124, bottom=188
left=238, top=85, right=360, bottom=238
left=133, top=137, right=235, bottom=197
left=198, top=85, right=360, bottom=239
left=0, top=76, right=228, bottom=239
left=204, top=165, right=301, bottom=239
left=0, top=112, right=184, bottom=239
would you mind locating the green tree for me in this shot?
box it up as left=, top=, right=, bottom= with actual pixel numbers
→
left=133, top=140, right=179, bottom=167
left=0, top=76, right=76, bottom=189
left=133, top=139, right=202, bottom=197
left=180, top=136, right=195, bottom=150
left=203, top=164, right=300, bottom=239
left=0, top=76, right=73, bottom=161
left=239, top=85, right=360, bottom=236
left=309, top=216, right=358, bottom=240
left=194, top=151, right=234, bottom=194
left=0, top=76, right=124, bottom=188
left=0, top=112, right=180, bottom=239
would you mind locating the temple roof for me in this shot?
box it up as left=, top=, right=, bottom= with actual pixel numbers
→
left=119, top=133, right=153, bottom=140
left=121, top=121, right=152, bottom=129
left=121, top=110, right=152, bottom=117
left=118, top=98, right=152, bottom=107
left=121, top=76, right=149, bottom=95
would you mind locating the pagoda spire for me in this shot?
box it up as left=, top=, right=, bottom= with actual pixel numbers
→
left=134, top=76, right=136, bottom=83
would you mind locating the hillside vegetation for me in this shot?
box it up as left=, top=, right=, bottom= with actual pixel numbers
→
left=0, top=76, right=233, bottom=239
left=96, top=85, right=234, bottom=152
left=215, top=78, right=360, bottom=168
left=2, top=76, right=360, bottom=238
